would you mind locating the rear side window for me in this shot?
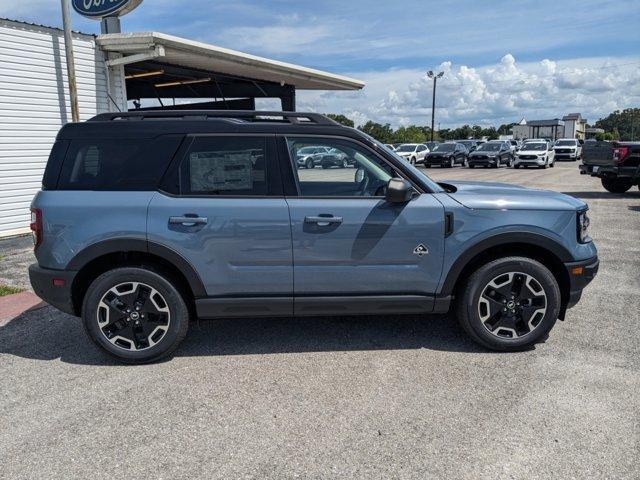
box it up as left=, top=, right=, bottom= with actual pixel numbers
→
left=42, top=140, right=69, bottom=190
left=177, top=137, right=269, bottom=196
left=57, top=136, right=181, bottom=190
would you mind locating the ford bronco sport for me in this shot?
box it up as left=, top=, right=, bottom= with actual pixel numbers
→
left=29, top=111, right=599, bottom=363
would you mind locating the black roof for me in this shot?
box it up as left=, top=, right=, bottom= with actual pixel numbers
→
left=58, top=110, right=354, bottom=140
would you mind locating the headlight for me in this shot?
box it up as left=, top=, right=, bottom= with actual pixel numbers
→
left=578, top=210, right=591, bottom=243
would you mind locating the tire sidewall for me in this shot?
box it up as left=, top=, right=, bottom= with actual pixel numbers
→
left=460, top=258, right=560, bottom=350
left=82, top=267, right=189, bottom=363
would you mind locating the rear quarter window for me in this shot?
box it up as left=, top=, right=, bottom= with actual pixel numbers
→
left=57, top=136, right=182, bottom=191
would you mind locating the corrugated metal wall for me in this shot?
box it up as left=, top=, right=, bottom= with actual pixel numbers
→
left=0, top=19, right=117, bottom=237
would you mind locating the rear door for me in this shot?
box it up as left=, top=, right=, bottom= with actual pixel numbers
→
left=280, top=135, right=445, bottom=315
left=147, top=134, right=293, bottom=317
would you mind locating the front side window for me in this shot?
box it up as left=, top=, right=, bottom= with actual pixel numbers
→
left=287, top=137, right=396, bottom=197
left=179, top=137, right=268, bottom=196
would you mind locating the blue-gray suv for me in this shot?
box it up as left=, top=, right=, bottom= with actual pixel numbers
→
left=29, top=111, right=598, bottom=363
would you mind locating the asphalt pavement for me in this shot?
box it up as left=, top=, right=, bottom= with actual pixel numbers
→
left=0, top=161, right=638, bottom=479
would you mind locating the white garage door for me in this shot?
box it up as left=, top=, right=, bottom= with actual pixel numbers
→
left=0, top=19, right=113, bottom=237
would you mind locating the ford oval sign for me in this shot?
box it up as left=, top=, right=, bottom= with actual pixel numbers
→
left=72, top=0, right=143, bottom=19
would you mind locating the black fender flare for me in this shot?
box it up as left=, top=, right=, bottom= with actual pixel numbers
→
left=67, top=238, right=207, bottom=297
left=439, top=232, right=573, bottom=296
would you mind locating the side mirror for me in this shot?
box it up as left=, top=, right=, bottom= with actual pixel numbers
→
left=385, top=177, right=413, bottom=203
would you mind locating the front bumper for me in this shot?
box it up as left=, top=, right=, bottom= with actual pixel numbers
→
left=469, top=157, right=497, bottom=166
left=29, top=263, right=78, bottom=316
left=515, top=157, right=545, bottom=166
left=554, top=151, right=578, bottom=159
left=424, top=156, right=449, bottom=165
left=564, top=255, right=599, bottom=309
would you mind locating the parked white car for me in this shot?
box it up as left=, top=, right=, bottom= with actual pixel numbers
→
left=395, top=143, right=429, bottom=164
left=553, top=139, right=582, bottom=161
left=514, top=141, right=555, bottom=169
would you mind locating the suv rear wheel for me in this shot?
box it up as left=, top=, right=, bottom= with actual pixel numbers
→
left=601, top=178, right=633, bottom=193
left=456, top=257, right=560, bottom=351
left=82, top=267, right=189, bottom=364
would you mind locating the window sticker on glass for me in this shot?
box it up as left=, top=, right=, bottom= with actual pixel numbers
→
left=189, top=152, right=254, bottom=191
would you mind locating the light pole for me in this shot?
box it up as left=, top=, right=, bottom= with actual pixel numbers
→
left=426, top=71, right=444, bottom=142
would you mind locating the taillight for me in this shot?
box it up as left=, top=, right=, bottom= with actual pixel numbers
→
left=613, top=147, right=629, bottom=164
left=30, top=208, right=42, bottom=248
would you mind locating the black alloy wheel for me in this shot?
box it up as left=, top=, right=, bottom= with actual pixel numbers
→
left=456, top=256, right=560, bottom=351
left=83, top=267, right=189, bottom=363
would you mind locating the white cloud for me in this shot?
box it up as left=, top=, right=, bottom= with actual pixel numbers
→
left=298, top=55, right=640, bottom=128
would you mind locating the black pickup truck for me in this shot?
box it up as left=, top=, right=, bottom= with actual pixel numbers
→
left=580, top=141, right=640, bottom=193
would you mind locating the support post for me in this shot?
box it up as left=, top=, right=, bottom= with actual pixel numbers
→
left=61, top=0, right=80, bottom=122
left=281, top=85, right=296, bottom=112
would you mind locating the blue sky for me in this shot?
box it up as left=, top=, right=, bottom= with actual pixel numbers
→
left=2, top=0, right=639, bottom=127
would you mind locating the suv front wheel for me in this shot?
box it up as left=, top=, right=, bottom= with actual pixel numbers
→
left=82, top=267, right=190, bottom=363
left=456, top=257, right=560, bottom=351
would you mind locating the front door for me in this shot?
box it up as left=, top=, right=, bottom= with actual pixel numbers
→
left=147, top=134, right=293, bottom=317
left=282, top=136, right=445, bottom=315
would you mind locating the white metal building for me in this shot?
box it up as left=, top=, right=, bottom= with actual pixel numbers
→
left=0, top=18, right=364, bottom=237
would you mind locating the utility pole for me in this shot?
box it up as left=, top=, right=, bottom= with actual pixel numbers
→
left=426, top=71, right=444, bottom=142
left=61, top=0, right=80, bottom=122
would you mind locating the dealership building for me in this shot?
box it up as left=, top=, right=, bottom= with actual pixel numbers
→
left=0, top=17, right=364, bottom=237
left=511, top=113, right=588, bottom=141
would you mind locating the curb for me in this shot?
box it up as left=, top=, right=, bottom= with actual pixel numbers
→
left=0, top=291, right=48, bottom=323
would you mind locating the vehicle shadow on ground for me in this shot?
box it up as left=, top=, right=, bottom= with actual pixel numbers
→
left=562, top=190, right=640, bottom=200
left=0, top=306, right=490, bottom=366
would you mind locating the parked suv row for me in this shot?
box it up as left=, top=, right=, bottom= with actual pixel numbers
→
left=30, top=111, right=598, bottom=363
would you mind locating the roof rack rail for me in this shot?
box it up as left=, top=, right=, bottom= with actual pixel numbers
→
left=88, top=110, right=339, bottom=126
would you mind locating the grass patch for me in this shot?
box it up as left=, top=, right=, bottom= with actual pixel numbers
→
left=0, top=284, right=24, bottom=297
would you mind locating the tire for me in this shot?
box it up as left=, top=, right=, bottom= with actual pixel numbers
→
left=601, top=178, right=633, bottom=193
left=306, top=159, right=313, bottom=169
left=82, top=267, right=190, bottom=364
left=322, top=163, right=329, bottom=169
left=469, top=164, right=475, bottom=168
left=410, top=157, right=416, bottom=165
left=514, top=164, right=520, bottom=169
left=455, top=256, right=561, bottom=351
left=342, top=158, right=349, bottom=168
left=550, top=162, right=555, bottom=168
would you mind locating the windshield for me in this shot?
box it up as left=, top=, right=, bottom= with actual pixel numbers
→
left=433, top=144, right=455, bottom=152
left=555, top=140, right=576, bottom=146
left=477, top=143, right=501, bottom=152
left=458, top=141, right=474, bottom=147
left=364, top=136, right=443, bottom=193
left=524, top=143, right=547, bottom=151
left=298, top=147, right=319, bottom=154
left=396, top=144, right=416, bottom=152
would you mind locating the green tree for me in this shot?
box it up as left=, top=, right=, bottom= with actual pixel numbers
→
left=325, top=113, right=354, bottom=127
left=595, top=108, right=640, bottom=141
left=358, top=121, right=394, bottom=143
left=393, top=125, right=427, bottom=143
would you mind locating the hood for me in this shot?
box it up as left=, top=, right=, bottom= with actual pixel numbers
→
left=470, top=150, right=498, bottom=156
left=518, top=148, right=546, bottom=155
left=440, top=180, right=586, bottom=211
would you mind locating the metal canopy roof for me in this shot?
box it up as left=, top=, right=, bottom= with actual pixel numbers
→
left=96, top=31, right=365, bottom=91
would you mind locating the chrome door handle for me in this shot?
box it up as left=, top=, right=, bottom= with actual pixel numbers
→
left=304, top=215, right=343, bottom=226
left=169, top=216, right=208, bottom=226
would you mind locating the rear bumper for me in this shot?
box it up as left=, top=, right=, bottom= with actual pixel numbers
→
left=564, top=255, right=599, bottom=309
left=29, top=264, right=77, bottom=316
left=580, top=164, right=638, bottom=180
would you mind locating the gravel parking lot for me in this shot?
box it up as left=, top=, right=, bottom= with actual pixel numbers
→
left=1, top=161, right=638, bottom=479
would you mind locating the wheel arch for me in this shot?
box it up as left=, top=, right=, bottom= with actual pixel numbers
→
left=441, top=233, right=572, bottom=315
left=68, top=239, right=206, bottom=316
